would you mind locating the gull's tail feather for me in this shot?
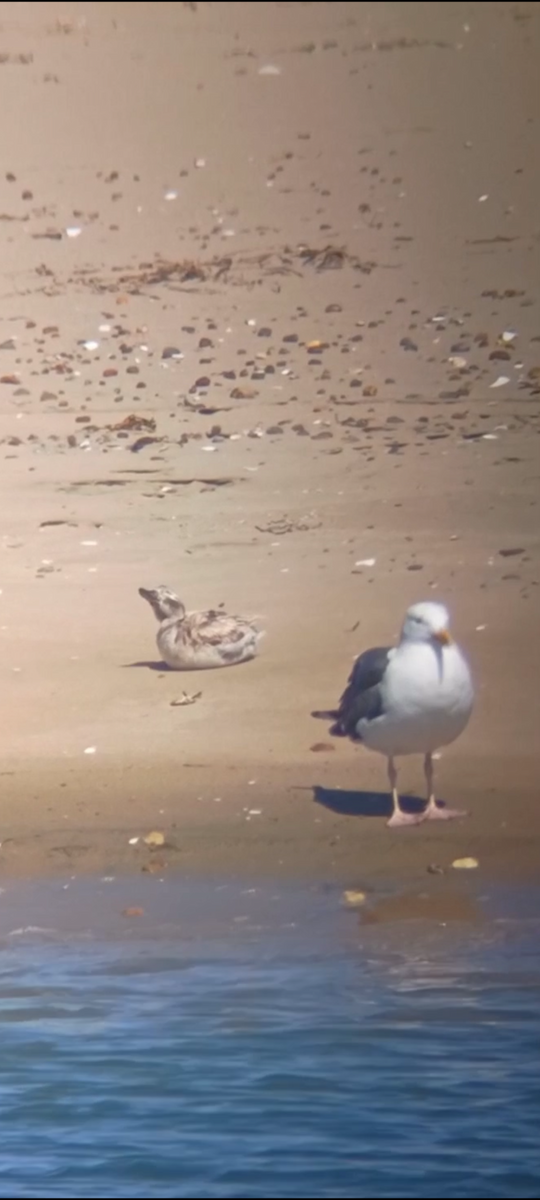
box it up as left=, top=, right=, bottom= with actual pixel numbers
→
left=311, top=708, right=347, bottom=737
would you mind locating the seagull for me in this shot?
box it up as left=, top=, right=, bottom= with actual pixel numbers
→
left=139, top=585, right=263, bottom=670
left=312, top=601, right=474, bottom=827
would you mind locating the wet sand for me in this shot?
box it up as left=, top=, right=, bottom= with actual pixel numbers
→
left=0, top=2, right=539, bottom=890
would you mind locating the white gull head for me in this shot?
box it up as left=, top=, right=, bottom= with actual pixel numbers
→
left=400, top=601, right=452, bottom=646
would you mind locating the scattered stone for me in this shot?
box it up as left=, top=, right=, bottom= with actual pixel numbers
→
left=231, top=386, right=258, bottom=399
left=130, top=436, right=163, bottom=453
left=107, top=414, right=156, bottom=432
left=343, top=890, right=367, bottom=906
left=143, top=830, right=165, bottom=848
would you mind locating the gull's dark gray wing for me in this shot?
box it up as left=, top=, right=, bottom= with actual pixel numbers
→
left=312, top=646, right=390, bottom=742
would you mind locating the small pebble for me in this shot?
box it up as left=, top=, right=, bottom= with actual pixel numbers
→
left=144, top=830, right=165, bottom=847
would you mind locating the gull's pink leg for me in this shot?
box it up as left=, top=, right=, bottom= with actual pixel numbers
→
left=421, top=753, right=467, bottom=821
left=386, top=756, right=424, bottom=828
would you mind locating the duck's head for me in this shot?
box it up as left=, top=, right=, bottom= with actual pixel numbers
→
left=400, top=601, right=452, bottom=647
left=139, top=585, right=186, bottom=621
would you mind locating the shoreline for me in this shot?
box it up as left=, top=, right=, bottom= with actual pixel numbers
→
left=1, top=867, right=539, bottom=953
left=1, top=2, right=539, bottom=890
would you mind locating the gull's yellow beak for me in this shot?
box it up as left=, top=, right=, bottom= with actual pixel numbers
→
left=434, top=629, right=451, bottom=646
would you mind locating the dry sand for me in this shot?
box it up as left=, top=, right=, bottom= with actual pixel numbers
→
left=0, top=1, right=539, bottom=891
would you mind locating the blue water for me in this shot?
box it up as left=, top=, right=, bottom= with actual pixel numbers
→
left=0, top=878, right=539, bottom=1199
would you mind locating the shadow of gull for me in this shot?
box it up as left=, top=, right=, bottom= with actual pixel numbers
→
left=313, top=785, right=426, bottom=819
left=122, top=660, right=172, bottom=672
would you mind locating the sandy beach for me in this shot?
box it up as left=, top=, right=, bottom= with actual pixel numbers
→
left=0, top=0, right=539, bottom=890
